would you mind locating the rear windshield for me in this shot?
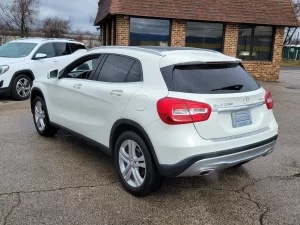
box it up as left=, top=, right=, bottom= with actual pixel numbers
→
left=160, top=64, right=260, bottom=94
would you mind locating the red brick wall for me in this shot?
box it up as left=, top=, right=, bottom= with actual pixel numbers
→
left=223, top=23, right=239, bottom=56
left=171, top=20, right=186, bottom=47
left=116, top=15, right=129, bottom=46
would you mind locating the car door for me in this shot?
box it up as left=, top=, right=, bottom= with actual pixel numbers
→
left=32, top=42, right=58, bottom=78
left=47, top=54, right=102, bottom=133
left=80, top=54, right=143, bottom=147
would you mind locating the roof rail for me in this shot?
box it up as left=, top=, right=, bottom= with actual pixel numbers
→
left=89, top=46, right=164, bottom=56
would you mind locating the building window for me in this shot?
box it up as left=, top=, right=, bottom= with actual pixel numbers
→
left=129, top=17, right=170, bottom=46
left=185, top=22, right=224, bottom=52
left=237, top=25, right=274, bottom=61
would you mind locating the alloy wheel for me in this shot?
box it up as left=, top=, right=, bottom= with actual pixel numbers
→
left=34, top=101, right=46, bottom=131
left=119, top=140, right=146, bottom=188
left=16, top=78, right=31, bottom=98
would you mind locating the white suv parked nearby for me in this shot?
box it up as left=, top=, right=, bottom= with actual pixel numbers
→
left=30, top=46, right=278, bottom=196
left=0, top=38, right=87, bottom=100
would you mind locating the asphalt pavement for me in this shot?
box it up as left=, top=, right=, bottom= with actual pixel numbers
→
left=1, top=69, right=300, bottom=225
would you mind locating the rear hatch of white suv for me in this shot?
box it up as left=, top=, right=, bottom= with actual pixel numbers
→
left=159, top=62, right=273, bottom=140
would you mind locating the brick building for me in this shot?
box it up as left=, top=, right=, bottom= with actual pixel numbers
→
left=94, top=0, right=299, bottom=81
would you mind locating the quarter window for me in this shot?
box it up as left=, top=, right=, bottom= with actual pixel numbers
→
left=98, top=55, right=135, bottom=82
left=185, top=22, right=224, bottom=52
left=126, top=61, right=143, bottom=82
left=237, top=25, right=274, bottom=61
left=35, top=43, right=56, bottom=58
left=55, top=42, right=72, bottom=56
left=129, top=17, right=170, bottom=46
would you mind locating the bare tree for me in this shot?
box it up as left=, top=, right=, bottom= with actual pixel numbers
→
left=0, top=0, right=39, bottom=37
left=41, top=16, right=71, bottom=38
left=284, top=2, right=300, bottom=45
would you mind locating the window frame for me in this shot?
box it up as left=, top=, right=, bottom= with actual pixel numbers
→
left=237, top=24, right=276, bottom=61
left=185, top=20, right=225, bottom=52
left=129, top=16, right=172, bottom=47
left=95, top=53, right=144, bottom=83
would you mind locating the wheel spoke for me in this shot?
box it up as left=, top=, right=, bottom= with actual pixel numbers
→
left=39, top=118, right=45, bottom=129
left=128, top=140, right=137, bottom=158
left=120, top=148, right=129, bottom=164
left=134, top=155, right=145, bottom=162
left=135, top=162, right=146, bottom=169
left=132, top=168, right=143, bottom=186
left=124, top=167, right=132, bottom=181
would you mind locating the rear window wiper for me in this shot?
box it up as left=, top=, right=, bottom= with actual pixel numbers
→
left=211, top=84, right=243, bottom=92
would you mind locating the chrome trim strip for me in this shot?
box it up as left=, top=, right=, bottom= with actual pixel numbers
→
left=178, top=140, right=276, bottom=177
left=212, top=101, right=265, bottom=112
left=210, top=127, right=270, bottom=142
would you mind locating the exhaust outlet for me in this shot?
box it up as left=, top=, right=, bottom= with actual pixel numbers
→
left=198, top=168, right=216, bottom=176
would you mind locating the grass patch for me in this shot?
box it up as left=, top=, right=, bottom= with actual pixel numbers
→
left=281, top=60, right=300, bottom=67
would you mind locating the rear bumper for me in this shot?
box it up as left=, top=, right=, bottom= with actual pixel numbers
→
left=158, top=135, right=278, bottom=177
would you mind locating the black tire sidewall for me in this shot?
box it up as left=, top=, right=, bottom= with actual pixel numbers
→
left=32, top=96, right=52, bottom=136
left=11, top=74, right=32, bottom=101
left=114, top=131, right=159, bottom=197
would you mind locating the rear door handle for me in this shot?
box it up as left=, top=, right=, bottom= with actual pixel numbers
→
left=110, top=90, right=123, bottom=96
left=73, top=84, right=83, bottom=89
left=53, top=59, right=59, bottom=62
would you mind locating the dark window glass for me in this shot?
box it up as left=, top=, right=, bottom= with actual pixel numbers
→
left=237, top=25, right=273, bottom=61
left=70, top=43, right=86, bottom=52
left=185, top=22, right=224, bottom=52
left=126, top=61, right=143, bottom=82
left=0, top=42, right=37, bottom=58
left=130, top=17, right=170, bottom=46
left=55, top=42, right=72, bottom=56
left=160, top=64, right=260, bottom=94
left=35, top=43, right=56, bottom=58
left=98, top=55, right=135, bottom=82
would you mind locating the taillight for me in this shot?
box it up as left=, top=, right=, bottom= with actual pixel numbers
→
left=157, top=97, right=212, bottom=125
left=265, top=91, right=273, bottom=110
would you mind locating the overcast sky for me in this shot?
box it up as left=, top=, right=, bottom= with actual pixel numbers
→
left=39, top=0, right=98, bottom=33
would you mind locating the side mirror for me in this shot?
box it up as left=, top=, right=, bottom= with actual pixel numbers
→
left=47, top=69, right=59, bottom=79
left=34, top=53, right=47, bottom=60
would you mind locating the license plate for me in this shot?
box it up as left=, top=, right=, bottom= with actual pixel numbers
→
left=232, top=110, right=252, bottom=128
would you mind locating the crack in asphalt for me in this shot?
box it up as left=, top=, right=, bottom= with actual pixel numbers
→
left=0, top=181, right=119, bottom=197
left=167, top=172, right=300, bottom=225
left=3, top=193, right=21, bottom=225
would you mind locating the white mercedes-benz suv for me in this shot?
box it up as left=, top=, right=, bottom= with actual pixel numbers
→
left=30, top=46, right=278, bottom=196
left=0, top=38, right=87, bottom=100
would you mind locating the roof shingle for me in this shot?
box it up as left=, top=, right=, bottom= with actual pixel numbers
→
left=94, top=0, right=299, bottom=26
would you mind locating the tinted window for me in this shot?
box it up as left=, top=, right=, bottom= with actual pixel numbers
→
left=126, top=61, right=143, bottom=82
left=35, top=43, right=55, bottom=58
left=185, top=22, right=224, bottom=52
left=55, top=42, right=72, bottom=56
left=70, top=43, right=86, bottom=52
left=237, top=25, right=274, bottom=61
left=130, top=17, right=170, bottom=46
left=98, top=55, right=135, bottom=82
left=0, top=42, right=37, bottom=58
left=161, top=64, right=260, bottom=94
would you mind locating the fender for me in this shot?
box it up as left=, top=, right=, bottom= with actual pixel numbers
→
left=9, top=69, right=36, bottom=89
left=110, top=119, right=162, bottom=173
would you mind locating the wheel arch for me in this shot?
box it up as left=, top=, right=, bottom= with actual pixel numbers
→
left=30, top=87, right=45, bottom=114
left=10, top=70, right=35, bottom=89
left=110, top=119, right=161, bottom=172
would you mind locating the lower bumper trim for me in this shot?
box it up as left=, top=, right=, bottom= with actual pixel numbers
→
left=158, top=135, right=278, bottom=177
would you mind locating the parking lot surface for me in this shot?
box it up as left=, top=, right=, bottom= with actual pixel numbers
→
left=1, top=68, right=300, bottom=225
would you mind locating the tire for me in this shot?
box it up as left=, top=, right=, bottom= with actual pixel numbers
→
left=32, top=96, right=58, bottom=137
left=114, top=131, right=162, bottom=197
left=11, top=74, right=32, bottom=101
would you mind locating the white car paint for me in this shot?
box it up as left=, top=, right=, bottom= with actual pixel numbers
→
left=0, top=38, right=87, bottom=99
left=31, top=46, right=278, bottom=178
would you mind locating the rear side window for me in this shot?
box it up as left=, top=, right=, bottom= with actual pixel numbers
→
left=70, top=43, right=86, bottom=52
left=98, top=55, right=135, bottom=82
left=126, top=61, right=143, bottom=82
left=161, top=64, right=260, bottom=94
left=35, top=43, right=56, bottom=58
left=54, top=42, right=72, bottom=56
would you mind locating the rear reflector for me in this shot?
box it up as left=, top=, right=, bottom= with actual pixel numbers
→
left=157, top=97, right=212, bottom=125
left=265, top=91, right=273, bottom=110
